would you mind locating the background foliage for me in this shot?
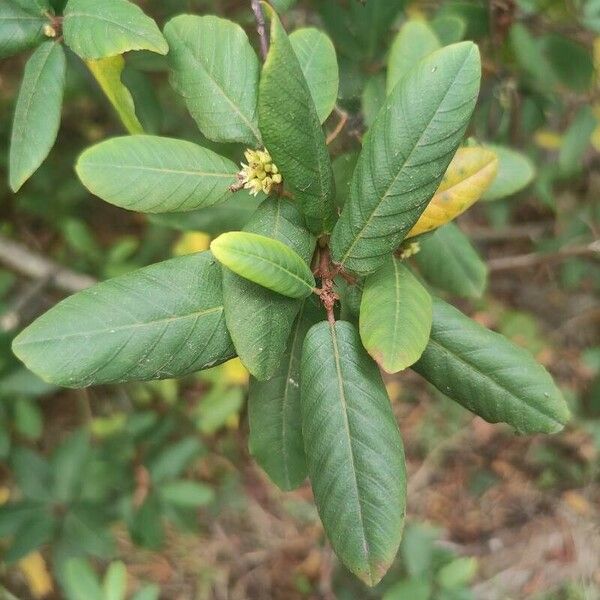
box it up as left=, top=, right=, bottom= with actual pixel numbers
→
left=0, top=0, right=599, bottom=598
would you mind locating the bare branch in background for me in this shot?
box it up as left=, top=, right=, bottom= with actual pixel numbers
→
left=0, top=234, right=96, bottom=293
left=251, top=0, right=269, bottom=61
left=488, top=240, right=600, bottom=272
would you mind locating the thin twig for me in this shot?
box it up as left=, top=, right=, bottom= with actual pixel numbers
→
left=326, top=106, right=349, bottom=145
left=488, top=240, right=600, bottom=273
left=0, top=234, right=96, bottom=293
left=251, top=0, right=269, bottom=61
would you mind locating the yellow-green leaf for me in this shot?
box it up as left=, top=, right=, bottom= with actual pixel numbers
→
left=406, top=147, right=498, bottom=239
left=360, top=258, right=432, bottom=373
left=211, top=232, right=316, bottom=299
left=86, top=55, right=143, bottom=135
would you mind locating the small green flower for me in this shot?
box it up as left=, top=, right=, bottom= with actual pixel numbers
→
left=238, top=148, right=282, bottom=196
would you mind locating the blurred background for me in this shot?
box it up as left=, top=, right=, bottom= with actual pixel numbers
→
left=0, top=0, right=599, bottom=598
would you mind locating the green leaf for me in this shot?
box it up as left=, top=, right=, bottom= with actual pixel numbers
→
left=13, top=397, right=43, bottom=440
left=148, top=437, right=202, bottom=483
left=164, top=15, right=260, bottom=145
left=332, top=151, right=359, bottom=209
left=318, top=0, right=404, bottom=61
left=211, top=231, right=316, bottom=299
left=76, top=136, right=237, bottom=213
left=331, top=42, right=481, bottom=276
left=103, top=562, right=127, bottom=600
left=360, top=257, right=432, bottom=373
left=222, top=198, right=316, bottom=380
left=400, top=522, right=439, bottom=578
left=482, top=144, right=535, bottom=201
left=558, top=106, right=596, bottom=175
left=431, top=15, right=467, bottom=45
left=85, top=55, right=144, bottom=135
left=362, top=74, right=386, bottom=128
left=301, top=321, right=406, bottom=586
left=51, top=429, right=89, bottom=502
left=384, top=579, right=432, bottom=600
left=5, top=510, right=55, bottom=563
left=64, top=558, right=103, bottom=600
left=11, top=446, right=51, bottom=501
left=196, top=385, right=244, bottom=435
left=289, top=28, right=339, bottom=124
left=61, top=507, right=114, bottom=558
left=0, top=502, right=45, bottom=537
left=509, top=23, right=557, bottom=94
left=259, top=6, right=336, bottom=234
left=9, top=41, right=65, bottom=192
left=131, top=585, right=160, bottom=600
left=0, top=0, right=47, bottom=59
left=148, top=193, right=262, bottom=235
left=248, top=297, right=322, bottom=491
left=542, top=33, right=593, bottom=93
left=387, top=20, right=441, bottom=94
left=413, top=298, right=571, bottom=433
left=63, top=0, right=168, bottom=60
left=270, top=0, right=297, bottom=10
left=414, top=223, right=487, bottom=298
left=12, top=252, right=235, bottom=387
left=437, top=557, right=478, bottom=589
left=159, top=480, right=214, bottom=508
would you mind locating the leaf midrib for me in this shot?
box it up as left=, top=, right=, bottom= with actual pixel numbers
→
left=172, top=27, right=261, bottom=143
left=329, top=322, right=373, bottom=580
left=83, top=162, right=235, bottom=178
left=339, top=49, right=474, bottom=266
left=16, top=306, right=223, bottom=345
left=225, top=245, right=313, bottom=293
left=426, top=336, right=562, bottom=426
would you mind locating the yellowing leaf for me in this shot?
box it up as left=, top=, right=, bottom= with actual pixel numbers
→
left=223, top=358, right=249, bottom=386
left=592, top=104, right=600, bottom=152
left=0, top=486, right=10, bottom=504
left=534, top=129, right=563, bottom=150
left=86, top=55, right=144, bottom=135
left=406, top=147, right=498, bottom=239
left=172, top=232, right=211, bottom=256
left=18, top=552, right=53, bottom=599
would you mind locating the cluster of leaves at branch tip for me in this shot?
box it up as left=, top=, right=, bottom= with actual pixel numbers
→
left=3, top=0, right=573, bottom=590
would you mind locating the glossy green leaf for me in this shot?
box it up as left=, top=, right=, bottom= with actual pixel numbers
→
left=103, top=562, right=127, bottom=600
left=360, top=258, right=432, bottom=373
left=259, top=6, right=336, bottom=234
left=63, top=0, right=168, bottom=60
left=413, top=298, right=571, bottom=433
left=301, top=321, right=406, bottom=586
left=9, top=41, right=65, bottom=192
left=414, top=223, right=487, bottom=298
left=164, top=15, right=260, bottom=145
left=12, top=252, right=235, bottom=387
left=248, top=297, right=322, bottom=491
left=331, top=43, right=481, bottom=276
left=212, top=232, right=315, bottom=299
left=222, top=198, right=315, bottom=380
left=387, top=20, right=440, bottom=94
left=76, top=136, right=237, bottom=213
left=290, top=28, right=339, bottom=124
left=0, top=0, right=47, bottom=59
left=85, top=55, right=144, bottom=135
left=482, top=144, right=535, bottom=201
left=362, top=74, right=386, bottom=128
